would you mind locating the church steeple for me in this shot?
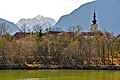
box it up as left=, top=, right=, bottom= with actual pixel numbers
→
left=92, top=10, right=97, bottom=24
left=90, top=9, right=99, bottom=32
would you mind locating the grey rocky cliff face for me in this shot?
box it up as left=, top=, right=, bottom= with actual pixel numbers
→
left=17, top=15, right=56, bottom=32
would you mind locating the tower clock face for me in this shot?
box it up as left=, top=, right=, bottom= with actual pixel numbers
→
left=90, top=24, right=98, bottom=32
left=94, top=27, right=96, bottom=29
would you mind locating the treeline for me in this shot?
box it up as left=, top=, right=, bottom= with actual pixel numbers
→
left=0, top=30, right=119, bottom=69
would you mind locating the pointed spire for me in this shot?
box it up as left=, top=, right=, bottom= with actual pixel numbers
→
left=92, top=9, right=97, bottom=24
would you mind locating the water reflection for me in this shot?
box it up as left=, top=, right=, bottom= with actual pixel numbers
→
left=18, top=78, right=59, bottom=80
left=0, top=70, right=120, bottom=80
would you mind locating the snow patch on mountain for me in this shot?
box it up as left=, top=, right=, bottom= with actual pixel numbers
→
left=16, top=15, right=56, bottom=31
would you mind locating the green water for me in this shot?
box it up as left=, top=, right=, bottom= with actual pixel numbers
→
left=0, top=70, right=120, bottom=80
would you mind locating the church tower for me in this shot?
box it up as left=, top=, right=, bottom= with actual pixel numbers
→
left=90, top=10, right=99, bottom=32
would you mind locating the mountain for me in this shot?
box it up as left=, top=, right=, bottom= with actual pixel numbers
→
left=55, top=0, right=120, bottom=34
left=0, top=18, right=20, bottom=35
left=16, top=15, right=56, bottom=31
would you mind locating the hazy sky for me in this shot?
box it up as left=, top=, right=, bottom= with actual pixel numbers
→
left=0, top=0, right=93, bottom=23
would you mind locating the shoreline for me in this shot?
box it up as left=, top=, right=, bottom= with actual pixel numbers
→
left=0, top=65, right=120, bottom=70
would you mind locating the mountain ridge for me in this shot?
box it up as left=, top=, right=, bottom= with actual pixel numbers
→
left=55, top=0, right=120, bottom=34
left=0, top=18, right=20, bottom=35
left=17, top=15, right=56, bottom=32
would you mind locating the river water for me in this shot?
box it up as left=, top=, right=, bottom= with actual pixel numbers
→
left=0, top=70, right=120, bottom=80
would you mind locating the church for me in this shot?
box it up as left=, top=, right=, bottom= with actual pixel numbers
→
left=79, top=10, right=103, bottom=38
left=90, top=10, right=99, bottom=32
